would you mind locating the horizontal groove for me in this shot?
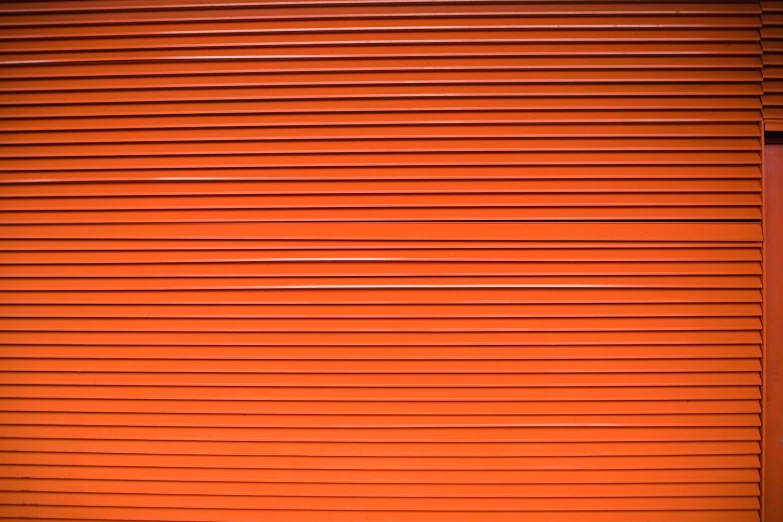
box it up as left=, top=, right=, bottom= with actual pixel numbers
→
left=0, top=47, right=765, bottom=66
left=0, top=193, right=764, bottom=205
left=0, top=117, right=765, bottom=135
left=0, top=212, right=766, bottom=222
left=0, top=159, right=763, bottom=173
left=0, top=439, right=761, bottom=456
left=0, top=357, right=763, bottom=372
left=0, top=463, right=763, bottom=482
left=1, top=289, right=763, bottom=306
left=0, top=212, right=764, bottom=225
left=0, top=8, right=764, bottom=27
left=0, top=25, right=764, bottom=42
left=0, top=491, right=762, bottom=512
left=0, top=180, right=763, bottom=195
left=0, top=412, right=763, bottom=428
left=4, top=263, right=761, bottom=280
left=0, top=385, right=762, bottom=401
left=0, top=167, right=763, bottom=185
left=0, top=135, right=760, bottom=152
left=0, top=478, right=762, bottom=499
left=0, top=344, right=763, bottom=359
left=0, top=452, right=761, bottom=470
left=0, top=399, right=762, bottom=415
left=0, top=248, right=764, bottom=263
left=0, top=331, right=766, bottom=346
left=0, top=51, right=765, bottom=68
left=0, top=508, right=763, bottom=522
left=0, top=317, right=764, bottom=333
left=8, top=152, right=764, bottom=169
left=0, top=370, right=763, bottom=387
left=0, top=212, right=764, bottom=221
left=0, top=124, right=765, bottom=142
left=0, top=276, right=764, bottom=292
left=0, top=222, right=763, bottom=240
left=0, top=241, right=764, bottom=250
left=0, top=11, right=762, bottom=24
left=0, top=424, right=763, bottom=442
left=0, top=60, right=763, bottom=80
left=0, top=1, right=763, bottom=15
left=0, top=86, right=764, bottom=107
left=0, top=71, right=763, bottom=90
left=0, top=261, right=765, bottom=276
left=0, top=303, right=762, bottom=318
left=0, top=136, right=764, bottom=150
left=0, top=35, right=763, bottom=51
left=2, top=41, right=763, bottom=59
left=0, top=164, right=762, bottom=177
left=0, top=104, right=762, bottom=120
left=0, top=82, right=765, bottom=99
left=0, top=99, right=761, bottom=116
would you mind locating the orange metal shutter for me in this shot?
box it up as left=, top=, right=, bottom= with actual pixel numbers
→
left=763, top=1, right=783, bottom=129
left=0, top=1, right=764, bottom=521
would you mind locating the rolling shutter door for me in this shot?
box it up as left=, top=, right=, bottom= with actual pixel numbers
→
left=764, top=1, right=783, bottom=129
left=0, top=1, right=764, bottom=522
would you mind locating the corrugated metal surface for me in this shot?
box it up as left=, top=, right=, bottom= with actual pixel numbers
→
left=0, top=1, right=764, bottom=521
left=763, top=1, right=783, bottom=129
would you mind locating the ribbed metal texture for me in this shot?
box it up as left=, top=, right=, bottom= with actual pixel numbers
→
left=0, top=1, right=764, bottom=521
left=764, top=1, right=783, bottom=129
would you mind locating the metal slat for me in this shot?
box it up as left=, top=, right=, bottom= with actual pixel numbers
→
left=0, top=316, right=764, bottom=332
left=0, top=463, right=762, bottom=481
left=0, top=6, right=763, bottom=26
left=0, top=357, right=763, bottom=372
left=0, top=344, right=764, bottom=359
left=0, top=370, right=762, bottom=386
left=0, top=261, right=764, bottom=277
left=0, top=247, right=764, bottom=262
left=0, top=100, right=761, bottom=118
left=0, top=1, right=762, bottom=16
left=0, top=479, right=761, bottom=498
left=0, top=83, right=764, bottom=106
left=0, top=222, right=763, bottom=240
left=0, top=508, right=762, bottom=522
left=0, top=398, right=762, bottom=414
left=7, top=452, right=760, bottom=469
left=0, top=207, right=763, bottom=222
left=0, top=179, right=763, bottom=194
left=0, top=302, right=763, bottom=317
left=0, top=412, right=763, bottom=428
left=0, top=57, right=764, bottom=78
left=0, top=239, right=764, bottom=250
left=0, top=385, right=761, bottom=401
left=0, top=22, right=763, bottom=41
left=0, top=119, right=764, bottom=136
left=0, top=288, right=762, bottom=305
left=0, top=165, right=765, bottom=184
left=0, top=491, right=763, bottom=510
left=0, top=439, right=761, bottom=456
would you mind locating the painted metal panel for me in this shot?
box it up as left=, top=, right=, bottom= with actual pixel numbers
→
left=0, top=1, right=764, bottom=521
